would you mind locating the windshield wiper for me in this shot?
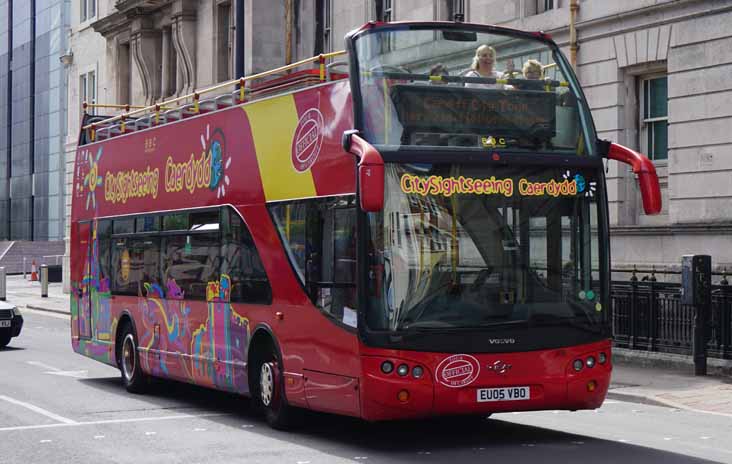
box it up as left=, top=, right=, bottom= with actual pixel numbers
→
left=398, top=319, right=526, bottom=333
left=527, top=313, right=603, bottom=334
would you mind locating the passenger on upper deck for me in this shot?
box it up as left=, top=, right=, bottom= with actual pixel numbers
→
left=428, top=63, right=450, bottom=85
left=522, top=59, right=543, bottom=80
left=464, top=45, right=502, bottom=89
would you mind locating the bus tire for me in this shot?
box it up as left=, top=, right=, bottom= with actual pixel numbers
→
left=252, top=345, right=300, bottom=430
left=119, top=322, right=148, bottom=393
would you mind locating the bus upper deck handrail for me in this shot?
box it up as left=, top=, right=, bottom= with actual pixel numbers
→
left=82, top=50, right=347, bottom=132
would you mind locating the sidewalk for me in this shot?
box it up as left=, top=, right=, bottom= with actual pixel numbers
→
left=4, top=274, right=69, bottom=315
left=3, top=274, right=730, bottom=417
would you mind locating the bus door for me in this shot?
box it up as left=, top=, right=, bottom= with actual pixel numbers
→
left=78, top=221, right=93, bottom=338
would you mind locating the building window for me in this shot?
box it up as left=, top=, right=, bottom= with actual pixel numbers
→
left=537, top=0, right=555, bottom=14
left=118, top=42, right=132, bottom=103
left=374, top=0, right=394, bottom=51
left=81, top=0, right=96, bottom=22
left=640, top=76, right=668, bottom=161
left=527, top=0, right=556, bottom=16
left=323, top=0, right=332, bottom=52
left=216, top=1, right=233, bottom=82
left=80, top=70, right=96, bottom=111
left=444, top=0, right=466, bottom=21
left=374, top=0, right=393, bottom=22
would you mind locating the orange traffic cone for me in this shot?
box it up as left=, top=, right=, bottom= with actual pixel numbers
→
left=30, top=260, right=38, bottom=281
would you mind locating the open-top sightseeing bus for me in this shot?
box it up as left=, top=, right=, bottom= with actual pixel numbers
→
left=71, top=21, right=661, bottom=428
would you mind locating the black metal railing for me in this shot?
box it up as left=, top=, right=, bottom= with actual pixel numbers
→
left=610, top=268, right=732, bottom=360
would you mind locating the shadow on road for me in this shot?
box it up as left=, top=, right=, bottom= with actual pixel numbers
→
left=75, top=376, right=718, bottom=464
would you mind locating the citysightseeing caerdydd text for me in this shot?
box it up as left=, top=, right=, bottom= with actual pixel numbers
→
left=71, top=21, right=661, bottom=429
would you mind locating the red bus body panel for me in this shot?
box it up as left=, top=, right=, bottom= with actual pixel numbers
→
left=70, top=78, right=611, bottom=421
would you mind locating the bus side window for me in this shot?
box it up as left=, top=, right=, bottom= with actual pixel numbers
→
left=270, top=196, right=357, bottom=326
left=97, top=219, right=112, bottom=292
left=222, top=207, right=272, bottom=305
left=309, top=197, right=357, bottom=323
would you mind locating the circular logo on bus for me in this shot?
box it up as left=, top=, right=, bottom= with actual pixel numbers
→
left=291, top=108, right=324, bottom=173
left=435, top=354, right=480, bottom=388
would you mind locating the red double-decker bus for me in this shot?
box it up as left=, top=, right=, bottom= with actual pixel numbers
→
left=71, top=21, right=661, bottom=428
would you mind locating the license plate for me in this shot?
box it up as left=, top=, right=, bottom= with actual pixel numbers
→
left=477, top=386, right=530, bottom=402
left=0, top=320, right=11, bottom=328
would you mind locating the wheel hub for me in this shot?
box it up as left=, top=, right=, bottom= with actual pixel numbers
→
left=122, top=334, right=136, bottom=382
left=260, top=362, right=275, bottom=407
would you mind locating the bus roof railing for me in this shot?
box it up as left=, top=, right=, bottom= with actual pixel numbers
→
left=82, top=50, right=347, bottom=143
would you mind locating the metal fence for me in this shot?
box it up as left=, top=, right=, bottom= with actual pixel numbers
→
left=610, top=269, right=732, bottom=360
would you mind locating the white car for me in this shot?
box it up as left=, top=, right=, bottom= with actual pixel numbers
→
left=0, top=301, right=23, bottom=348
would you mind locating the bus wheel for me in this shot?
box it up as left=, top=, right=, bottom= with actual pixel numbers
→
left=256, top=350, right=300, bottom=430
left=119, top=323, right=148, bottom=393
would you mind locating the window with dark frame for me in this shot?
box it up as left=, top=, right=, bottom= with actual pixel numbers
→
left=104, top=207, right=271, bottom=303
left=216, top=1, right=233, bottom=82
left=640, top=75, right=668, bottom=161
left=323, top=0, right=332, bottom=53
left=375, top=0, right=394, bottom=51
left=445, top=0, right=465, bottom=21
left=81, top=0, right=96, bottom=22
left=537, top=0, right=554, bottom=14
left=80, top=70, right=96, bottom=113
left=269, top=196, right=357, bottom=323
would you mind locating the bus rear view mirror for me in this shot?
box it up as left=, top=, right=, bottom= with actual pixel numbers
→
left=603, top=141, right=662, bottom=215
left=343, top=130, right=385, bottom=212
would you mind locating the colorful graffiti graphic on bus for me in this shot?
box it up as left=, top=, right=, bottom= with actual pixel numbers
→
left=71, top=219, right=114, bottom=365
left=164, top=124, right=231, bottom=198
left=82, top=147, right=104, bottom=210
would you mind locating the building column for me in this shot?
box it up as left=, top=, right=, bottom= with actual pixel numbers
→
left=130, top=18, right=162, bottom=105
left=171, top=0, right=197, bottom=95
left=161, top=27, right=171, bottom=98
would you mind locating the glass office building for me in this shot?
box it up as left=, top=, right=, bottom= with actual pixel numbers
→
left=0, top=0, right=68, bottom=240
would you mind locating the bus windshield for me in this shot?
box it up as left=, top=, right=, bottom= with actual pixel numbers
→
left=353, top=24, right=593, bottom=154
left=366, top=163, right=604, bottom=333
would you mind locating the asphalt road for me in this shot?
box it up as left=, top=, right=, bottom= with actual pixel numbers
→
left=0, top=310, right=729, bottom=464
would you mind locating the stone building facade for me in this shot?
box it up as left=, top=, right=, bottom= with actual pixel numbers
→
left=62, top=0, right=732, bottom=287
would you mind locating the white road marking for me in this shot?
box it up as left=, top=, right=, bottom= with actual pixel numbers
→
left=27, top=361, right=88, bottom=378
left=46, top=370, right=89, bottom=378
left=40, top=439, right=52, bottom=443
left=0, top=412, right=229, bottom=432
left=27, top=361, right=61, bottom=371
left=194, top=428, right=206, bottom=432
left=700, top=436, right=711, bottom=440
left=0, top=395, right=77, bottom=425
left=94, top=435, right=105, bottom=440
left=22, top=308, right=69, bottom=320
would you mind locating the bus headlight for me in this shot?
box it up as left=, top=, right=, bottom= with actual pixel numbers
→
left=586, top=356, right=596, bottom=368
left=397, top=364, right=409, bottom=377
left=573, top=359, right=584, bottom=372
left=412, top=366, right=424, bottom=379
left=598, top=352, right=607, bottom=364
left=381, top=361, right=394, bottom=374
